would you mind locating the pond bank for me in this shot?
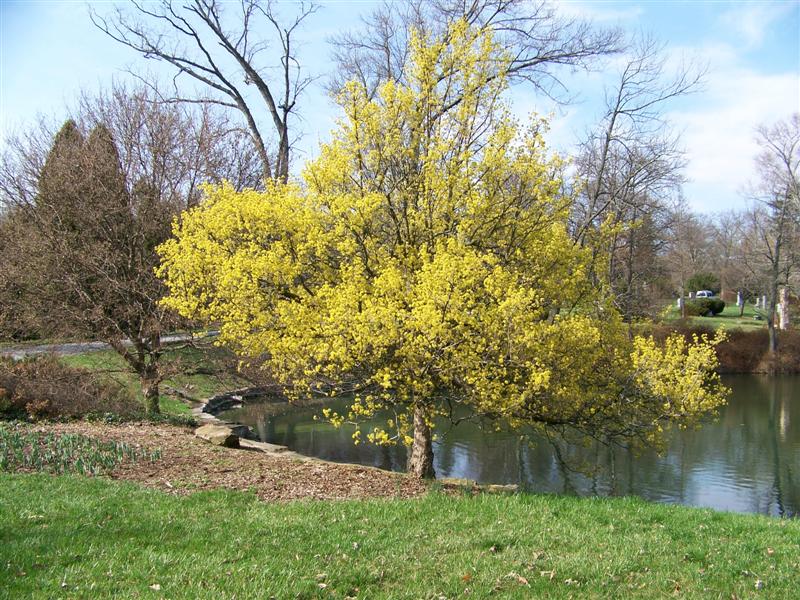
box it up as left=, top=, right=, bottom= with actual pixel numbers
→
left=218, top=374, right=800, bottom=516
left=195, top=389, right=519, bottom=494
left=651, top=325, right=800, bottom=374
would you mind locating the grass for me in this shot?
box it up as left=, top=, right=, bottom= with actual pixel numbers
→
left=662, top=303, right=769, bottom=331
left=1, top=474, right=798, bottom=599
left=60, top=345, right=250, bottom=419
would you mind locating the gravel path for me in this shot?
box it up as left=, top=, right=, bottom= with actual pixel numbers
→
left=0, top=332, right=217, bottom=360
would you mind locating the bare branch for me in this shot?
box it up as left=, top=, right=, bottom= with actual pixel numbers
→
left=91, top=0, right=318, bottom=182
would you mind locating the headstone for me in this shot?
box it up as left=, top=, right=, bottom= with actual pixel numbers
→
left=678, top=286, right=686, bottom=318
left=779, top=288, right=790, bottom=330
left=736, top=291, right=743, bottom=307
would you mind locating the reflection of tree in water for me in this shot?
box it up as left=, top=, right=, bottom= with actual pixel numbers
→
left=220, top=377, right=800, bottom=515
left=765, top=377, right=799, bottom=516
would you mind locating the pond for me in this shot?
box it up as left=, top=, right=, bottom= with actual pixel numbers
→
left=220, top=375, right=800, bottom=516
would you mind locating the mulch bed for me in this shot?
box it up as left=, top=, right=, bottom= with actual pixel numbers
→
left=22, top=421, right=431, bottom=502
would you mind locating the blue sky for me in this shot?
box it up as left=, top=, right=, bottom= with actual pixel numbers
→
left=1, top=1, right=798, bottom=214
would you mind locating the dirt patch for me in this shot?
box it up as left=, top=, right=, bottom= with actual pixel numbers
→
left=23, top=421, right=430, bottom=501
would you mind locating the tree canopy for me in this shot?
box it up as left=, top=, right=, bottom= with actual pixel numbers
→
left=158, top=22, right=727, bottom=477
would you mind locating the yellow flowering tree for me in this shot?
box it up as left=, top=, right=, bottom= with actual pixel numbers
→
left=158, top=22, right=727, bottom=478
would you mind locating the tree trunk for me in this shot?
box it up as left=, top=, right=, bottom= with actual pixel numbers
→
left=768, top=282, right=779, bottom=355
left=766, top=294, right=778, bottom=355
left=407, top=404, right=435, bottom=479
left=141, top=369, right=160, bottom=415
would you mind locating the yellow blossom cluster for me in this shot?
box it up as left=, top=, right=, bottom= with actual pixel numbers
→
left=157, top=21, right=727, bottom=454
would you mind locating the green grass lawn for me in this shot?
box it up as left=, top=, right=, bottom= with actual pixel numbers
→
left=60, top=345, right=250, bottom=418
left=1, top=474, right=798, bottom=599
left=662, top=302, right=769, bottom=331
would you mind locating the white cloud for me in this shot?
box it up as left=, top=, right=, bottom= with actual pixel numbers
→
left=718, top=1, right=794, bottom=49
left=670, top=63, right=799, bottom=213
left=555, top=1, right=643, bottom=23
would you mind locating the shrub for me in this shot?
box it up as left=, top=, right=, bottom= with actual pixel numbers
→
left=0, top=356, right=138, bottom=421
left=686, top=298, right=725, bottom=317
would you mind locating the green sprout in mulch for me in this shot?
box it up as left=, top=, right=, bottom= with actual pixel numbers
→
left=0, top=423, right=161, bottom=476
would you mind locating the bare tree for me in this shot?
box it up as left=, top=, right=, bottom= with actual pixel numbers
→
left=663, top=207, right=714, bottom=314
left=0, top=82, right=261, bottom=213
left=710, top=211, right=744, bottom=299
left=743, top=115, right=799, bottom=352
left=0, top=84, right=258, bottom=412
left=570, top=35, right=704, bottom=321
left=76, top=83, right=263, bottom=200
left=709, top=210, right=759, bottom=315
left=328, top=0, right=622, bottom=99
left=91, top=0, right=318, bottom=183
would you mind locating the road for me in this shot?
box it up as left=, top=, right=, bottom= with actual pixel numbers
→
left=0, top=332, right=218, bottom=360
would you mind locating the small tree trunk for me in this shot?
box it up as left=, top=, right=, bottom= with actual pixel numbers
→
left=767, top=278, right=780, bottom=354
left=407, top=404, right=435, bottom=479
left=767, top=321, right=778, bottom=354
left=767, top=296, right=779, bottom=355
left=141, top=368, right=160, bottom=415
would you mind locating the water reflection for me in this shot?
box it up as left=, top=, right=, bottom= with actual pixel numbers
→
left=221, top=375, right=800, bottom=516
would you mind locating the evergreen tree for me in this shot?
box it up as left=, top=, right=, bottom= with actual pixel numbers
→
left=10, top=121, right=171, bottom=413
